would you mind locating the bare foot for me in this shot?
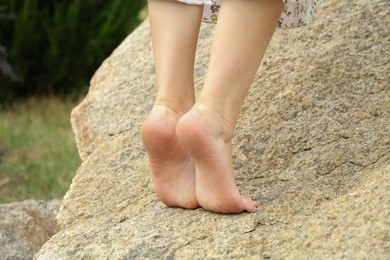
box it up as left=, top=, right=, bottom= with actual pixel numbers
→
left=176, top=103, right=257, bottom=213
left=141, top=105, right=199, bottom=209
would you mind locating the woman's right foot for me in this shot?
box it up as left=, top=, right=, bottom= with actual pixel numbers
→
left=176, top=103, right=257, bottom=213
left=141, top=105, right=199, bottom=209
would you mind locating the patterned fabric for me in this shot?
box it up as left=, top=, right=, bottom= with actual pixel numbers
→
left=176, top=0, right=322, bottom=27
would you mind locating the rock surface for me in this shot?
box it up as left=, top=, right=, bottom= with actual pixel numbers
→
left=0, top=200, right=60, bottom=260
left=37, top=0, right=389, bottom=258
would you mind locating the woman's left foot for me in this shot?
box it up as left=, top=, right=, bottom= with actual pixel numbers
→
left=142, top=105, right=199, bottom=209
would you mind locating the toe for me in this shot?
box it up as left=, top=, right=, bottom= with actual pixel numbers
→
left=241, top=195, right=257, bottom=213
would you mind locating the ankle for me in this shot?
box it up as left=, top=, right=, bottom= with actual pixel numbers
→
left=155, top=95, right=194, bottom=116
left=196, top=97, right=239, bottom=130
left=177, top=102, right=234, bottom=144
left=193, top=102, right=235, bottom=140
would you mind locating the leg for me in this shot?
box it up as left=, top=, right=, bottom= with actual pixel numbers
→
left=177, top=0, right=283, bottom=213
left=141, top=0, right=203, bottom=208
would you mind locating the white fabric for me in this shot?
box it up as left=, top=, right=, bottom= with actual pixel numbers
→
left=176, top=0, right=322, bottom=27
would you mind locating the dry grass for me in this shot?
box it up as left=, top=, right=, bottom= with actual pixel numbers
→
left=0, top=97, right=81, bottom=203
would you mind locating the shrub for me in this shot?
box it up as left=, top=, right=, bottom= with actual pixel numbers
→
left=0, top=0, right=146, bottom=103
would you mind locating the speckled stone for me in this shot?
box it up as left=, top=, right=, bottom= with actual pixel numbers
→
left=36, top=0, right=390, bottom=258
left=0, top=200, right=60, bottom=260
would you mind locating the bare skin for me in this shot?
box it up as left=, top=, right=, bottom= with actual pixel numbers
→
left=141, top=0, right=203, bottom=209
left=142, top=106, right=199, bottom=208
left=144, top=0, right=283, bottom=213
left=177, top=0, right=283, bottom=213
left=177, top=103, right=257, bottom=213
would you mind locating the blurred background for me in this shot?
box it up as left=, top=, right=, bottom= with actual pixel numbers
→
left=0, top=0, right=147, bottom=203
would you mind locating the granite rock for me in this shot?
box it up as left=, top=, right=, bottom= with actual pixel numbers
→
left=0, top=200, right=60, bottom=260
left=36, top=0, right=389, bottom=258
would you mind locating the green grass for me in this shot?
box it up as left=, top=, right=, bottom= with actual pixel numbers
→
left=0, top=97, right=81, bottom=203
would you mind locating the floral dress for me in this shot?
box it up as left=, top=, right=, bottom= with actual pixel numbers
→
left=176, top=0, right=322, bottom=27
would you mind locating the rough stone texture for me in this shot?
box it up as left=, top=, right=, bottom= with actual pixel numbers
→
left=0, top=200, right=60, bottom=260
left=37, top=0, right=389, bottom=258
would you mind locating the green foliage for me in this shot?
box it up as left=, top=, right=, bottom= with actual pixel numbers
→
left=0, top=0, right=146, bottom=103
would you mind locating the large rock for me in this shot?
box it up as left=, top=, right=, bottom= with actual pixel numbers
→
left=36, top=0, right=389, bottom=258
left=0, top=200, right=60, bottom=259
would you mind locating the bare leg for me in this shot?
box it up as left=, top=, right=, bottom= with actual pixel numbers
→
left=141, top=0, right=203, bottom=208
left=177, top=0, right=283, bottom=213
